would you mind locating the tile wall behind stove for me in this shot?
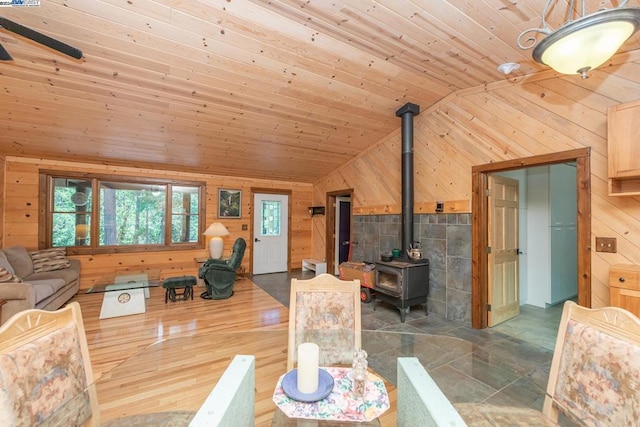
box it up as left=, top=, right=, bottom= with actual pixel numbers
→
left=352, top=213, right=472, bottom=325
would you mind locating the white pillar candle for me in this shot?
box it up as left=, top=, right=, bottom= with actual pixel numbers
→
left=297, top=342, right=319, bottom=393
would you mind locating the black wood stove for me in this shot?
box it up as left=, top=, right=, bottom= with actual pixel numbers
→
left=371, top=102, right=430, bottom=322
left=373, top=258, right=429, bottom=322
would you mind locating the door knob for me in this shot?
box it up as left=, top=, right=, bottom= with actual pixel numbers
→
left=255, top=238, right=261, bottom=242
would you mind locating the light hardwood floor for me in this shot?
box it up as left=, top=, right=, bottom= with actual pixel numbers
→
left=76, top=278, right=288, bottom=378
left=73, top=277, right=397, bottom=426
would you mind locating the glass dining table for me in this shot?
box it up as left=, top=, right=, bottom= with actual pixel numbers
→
left=61, top=330, right=440, bottom=426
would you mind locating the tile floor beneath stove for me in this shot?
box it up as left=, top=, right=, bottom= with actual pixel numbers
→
left=251, top=271, right=569, bottom=420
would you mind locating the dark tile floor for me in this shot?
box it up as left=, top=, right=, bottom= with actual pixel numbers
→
left=251, top=271, right=567, bottom=415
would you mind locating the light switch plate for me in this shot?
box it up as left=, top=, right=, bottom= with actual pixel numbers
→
left=595, top=237, right=617, bottom=253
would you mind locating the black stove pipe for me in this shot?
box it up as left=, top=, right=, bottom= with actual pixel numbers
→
left=395, top=102, right=420, bottom=253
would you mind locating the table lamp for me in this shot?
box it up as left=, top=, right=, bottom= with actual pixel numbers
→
left=203, top=222, right=229, bottom=259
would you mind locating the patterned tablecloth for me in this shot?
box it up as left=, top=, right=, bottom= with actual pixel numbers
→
left=273, top=367, right=390, bottom=422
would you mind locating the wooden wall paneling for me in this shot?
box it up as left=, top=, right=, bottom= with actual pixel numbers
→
left=414, top=116, right=475, bottom=200
left=591, top=194, right=640, bottom=265
left=538, top=76, right=622, bottom=114
left=452, top=94, right=542, bottom=158
left=438, top=101, right=531, bottom=162
left=361, top=145, right=402, bottom=205
left=589, top=151, right=615, bottom=186
left=590, top=63, right=640, bottom=103
left=2, top=157, right=312, bottom=287
left=521, top=83, right=608, bottom=136
left=415, top=200, right=472, bottom=214
left=315, top=71, right=640, bottom=314
left=477, top=91, right=582, bottom=155
left=414, top=124, right=465, bottom=201
left=4, top=162, right=39, bottom=248
left=497, top=86, right=603, bottom=153
left=425, top=112, right=496, bottom=175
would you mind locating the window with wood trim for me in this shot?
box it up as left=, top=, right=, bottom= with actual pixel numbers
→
left=41, top=172, right=205, bottom=254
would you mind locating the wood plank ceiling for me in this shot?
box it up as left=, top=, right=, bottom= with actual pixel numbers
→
left=1, top=0, right=639, bottom=183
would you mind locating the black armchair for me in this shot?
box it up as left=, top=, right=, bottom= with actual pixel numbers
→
left=198, top=238, right=247, bottom=300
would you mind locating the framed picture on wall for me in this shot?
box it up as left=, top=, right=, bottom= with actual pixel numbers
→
left=218, top=189, right=241, bottom=218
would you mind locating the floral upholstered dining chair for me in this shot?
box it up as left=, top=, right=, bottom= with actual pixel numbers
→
left=444, top=301, right=640, bottom=426
left=0, top=302, right=99, bottom=426
left=287, top=273, right=361, bottom=371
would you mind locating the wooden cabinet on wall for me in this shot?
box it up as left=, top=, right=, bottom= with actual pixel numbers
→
left=608, top=99, right=640, bottom=196
left=609, top=264, right=640, bottom=316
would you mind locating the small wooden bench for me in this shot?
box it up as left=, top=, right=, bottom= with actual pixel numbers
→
left=162, top=276, right=196, bottom=303
left=302, top=259, right=327, bottom=276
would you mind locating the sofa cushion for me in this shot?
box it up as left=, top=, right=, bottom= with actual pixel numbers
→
left=25, top=266, right=78, bottom=284
left=30, top=248, right=71, bottom=273
left=0, top=267, right=22, bottom=283
left=30, top=279, right=67, bottom=304
left=0, top=252, right=15, bottom=276
left=2, top=246, right=34, bottom=278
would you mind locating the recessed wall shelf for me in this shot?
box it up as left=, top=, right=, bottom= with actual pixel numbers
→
left=308, top=206, right=325, bottom=216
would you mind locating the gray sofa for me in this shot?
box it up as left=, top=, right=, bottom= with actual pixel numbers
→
left=0, top=245, right=80, bottom=325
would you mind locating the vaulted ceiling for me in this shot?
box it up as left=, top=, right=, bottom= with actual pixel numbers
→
left=1, top=1, right=639, bottom=183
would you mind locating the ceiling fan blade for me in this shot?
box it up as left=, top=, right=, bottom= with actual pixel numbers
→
left=0, top=16, right=82, bottom=59
left=0, top=42, right=13, bottom=60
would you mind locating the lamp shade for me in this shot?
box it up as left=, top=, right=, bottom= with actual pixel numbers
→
left=204, top=222, right=229, bottom=259
left=203, top=222, right=230, bottom=237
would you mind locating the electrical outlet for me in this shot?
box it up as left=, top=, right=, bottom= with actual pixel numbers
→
left=595, top=237, right=617, bottom=253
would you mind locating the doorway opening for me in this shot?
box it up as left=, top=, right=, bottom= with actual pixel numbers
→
left=472, top=148, right=591, bottom=329
left=325, top=189, right=353, bottom=276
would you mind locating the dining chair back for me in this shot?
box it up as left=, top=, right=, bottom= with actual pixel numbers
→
left=287, top=273, right=361, bottom=371
left=413, top=301, right=640, bottom=425
left=540, top=300, right=640, bottom=424
left=0, top=302, right=99, bottom=426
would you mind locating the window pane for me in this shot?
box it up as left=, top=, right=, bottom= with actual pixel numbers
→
left=46, top=174, right=204, bottom=251
left=53, top=178, right=93, bottom=212
left=52, top=178, right=92, bottom=247
left=171, top=186, right=199, bottom=243
left=172, top=186, right=199, bottom=214
left=261, top=201, right=281, bottom=236
left=171, top=215, right=199, bottom=243
left=53, top=214, right=91, bottom=247
left=100, top=182, right=166, bottom=246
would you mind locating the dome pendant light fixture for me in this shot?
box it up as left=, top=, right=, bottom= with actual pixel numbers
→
left=517, top=0, right=640, bottom=79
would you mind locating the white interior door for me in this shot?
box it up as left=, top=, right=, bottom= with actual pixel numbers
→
left=253, top=193, right=288, bottom=275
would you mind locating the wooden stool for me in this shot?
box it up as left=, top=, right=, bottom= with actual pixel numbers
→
left=162, top=276, right=196, bottom=303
